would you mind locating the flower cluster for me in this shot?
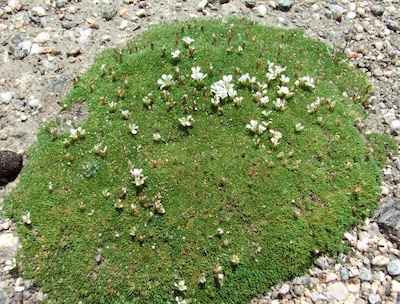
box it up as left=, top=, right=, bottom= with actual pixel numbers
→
left=277, top=85, right=294, bottom=99
left=171, top=50, right=181, bottom=60
left=191, top=66, right=207, bottom=86
left=93, top=143, right=107, bottom=157
left=178, top=115, right=195, bottom=127
left=142, top=92, right=154, bottom=109
left=210, top=75, right=237, bottom=106
left=129, top=123, right=139, bottom=135
left=22, top=212, right=31, bottom=225
left=4, top=258, right=16, bottom=272
left=182, top=36, right=194, bottom=47
left=273, top=98, right=286, bottom=111
left=246, top=120, right=271, bottom=135
left=130, top=168, right=147, bottom=187
left=266, top=61, right=287, bottom=83
left=69, top=127, right=86, bottom=141
left=153, top=193, right=165, bottom=214
left=213, top=263, right=224, bottom=285
left=238, top=73, right=256, bottom=88
left=295, top=76, right=315, bottom=89
left=295, top=123, right=304, bottom=132
left=307, top=97, right=323, bottom=113
left=269, top=129, right=282, bottom=148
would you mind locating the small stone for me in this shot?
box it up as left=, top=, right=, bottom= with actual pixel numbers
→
left=279, top=283, right=290, bottom=295
left=368, top=294, right=381, bottom=304
left=66, top=46, right=80, bottom=57
left=37, top=291, right=44, bottom=302
left=220, top=0, right=230, bottom=3
left=327, top=282, right=349, bottom=301
left=56, top=0, right=66, bottom=8
left=245, top=0, right=257, bottom=8
left=315, top=256, right=329, bottom=269
left=347, top=11, right=356, bottom=19
left=119, top=20, right=129, bottom=30
left=390, top=120, right=400, bottom=131
left=385, top=20, right=400, bottom=32
left=0, top=133, right=8, bottom=141
left=197, top=0, right=208, bottom=11
left=372, top=255, right=390, bottom=267
left=0, top=151, right=23, bottom=178
left=325, top=272, right=337, bottom=283
left=120, top=8, right=129, bottom=17
left=0, top=92, right=14, bottom=104
left=276, top=0, right=293, bottom=11
left=2, top=221, right=10, bottom=230
left=256, top=5, right=267, bottom=17
left=61, top=20, right=73, bottom=29
left=293, top=285, right=304, bottom=296
left=371, top=5, right=385, bottom=17
left=86, top=18, right=98, bottom=29
left=387, top=260, right=400, bottom=276
left=359, top=267, right=373, bottom=282
left=136, top=9, right=146, bottom=18
left=20, top=114, right=27, bottom=122
left=357, top=240, right=369, bottom=252
left=348, top=283, right=359, bottom=293
left=392, top=280, right=400, bottom=292
left=28, top=97, right=39, bottom=108
left=33, top=32, right=50, bottom=44
left=32, top=6, right=46, bottom=16
left=103, top=7, right=118, bottom=21
left=341, top=267, right=350, bottom=281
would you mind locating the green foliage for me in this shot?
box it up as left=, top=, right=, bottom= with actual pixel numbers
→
left=4, top=18, right=382, bottom=303
left=367, top=133, right=397, bottom=168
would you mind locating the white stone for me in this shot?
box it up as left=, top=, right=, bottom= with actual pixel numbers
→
left=344, top=232, right=357, bottom=245
left=197, top=0, right=208, bottom=11
left=347, top=11, right=356, bottom=19
left=357, top=240, right=369, bottom=252
left=327, top=282, right=349, bottom=301
left=325, top=272, right=338, bottom=283
left=256, top=5, right=267, bottom=17
left=20, top=114, right=27, bottom=122
left=368, top=294, right=381, bottom=304
left=390, top=120, right=400, bottom=131
left=32, top=6, right=46, bottom=16
left=387, top=260, right=400, bottom=276
left=18, top=40, right=32, bottom=52
left=279, top=283, right=290, bottom=295
left=347, top=283, right=359, bottom=293
left=28, top=96, right=40, bottom=108
left=33, top=32, right=50, bottom=44
left=380, top=185, right=389, bottom=196
left=30, top=44, right=44, bottom=55
left=119, top=20, right=129, bottom=30
left=2, top=221, right=10, bottom=230
left=0, top=233, right=19, bottom=252
left=78, top=29, right=92, bottom=45
left=392, top=280, right=400, bottom=292
left=0, top=91, right=14, bottom=104
left=383, top=112, right=396, bottom=123
left=7, top=0, right=20, bottom=10
left=136, top=9, right=146, bottom=18
left=371, top=255, right=390, bottom=267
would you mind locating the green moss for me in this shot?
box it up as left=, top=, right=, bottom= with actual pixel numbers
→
left=367, top=133, right=397, bottom=168
left=4, top=18, right=381, bottom=303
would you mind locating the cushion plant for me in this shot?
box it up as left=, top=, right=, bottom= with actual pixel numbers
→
left=4, top=18, right=387, bottom=303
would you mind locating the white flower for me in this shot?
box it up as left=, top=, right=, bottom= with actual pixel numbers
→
left=295, top=76, right=315, bottom=89
left=246, top=120, right=259, bottom=133
left=175, top=296, right=188, bottom=304
left=233, top=96, right=243, bottom=107
left=182, top=36, right=194, bottom=47
left=265, top=72, right=275, bottom=83
left=307, top=97, right=323, bottom=113
left=153, top=133, right=161, bottom=142
left=259, top=96, right=269, bottom=107
left=211, top=96, right=220, bottom=107
left=238, top=73, right=256, bottom=88
left=246, top=120, right=269, bottom=135
left=217, top=228, right=224, bottom=235
left=256, top=82, right=268, bottom=92
left=280, top=75, right=290, bottom=85
left=295, top=123, right=304, bottom=132
left=69, top=128, right=79, bottom=141
left=4, top=258, right=16, bottom=272
left=157, top=74, right=175, bottom=90
left=129, top=123, right=139, bottom=135
left=14, top=278, right=25, bottom=292
left=102, top=189, right=110, bottom=198
left=178, top=115, right=195, bottom=127
left=199, top=273, right=207, bottom=284
left=273, top=98, right=286, bottom=111
left=262, top=110, right=272, bottom=118
left=130, top=168, right=147, bottom=187
left=270, top=129, right=282, bottom=147
left=174, top=280, right=187, bottom=292
left=231, top=254, right=240, bottom=266
left=222, top=75, right=233, bottom=84
left=253, top=91, right=263, bottom=103
left=93, top=143, right=107, bottom=156
left=108, top=101, right=117, bottom=112
left=22, top=212, right=31, bottom=225
left=277, top=86, right=293, bottom=99
left=270, top=137, right=280, bottom=147
left=191, top=66, right=207, bottom=85
left=171, top=49, right=181, bottom=60
left=121, top=110, right=131, bottom=119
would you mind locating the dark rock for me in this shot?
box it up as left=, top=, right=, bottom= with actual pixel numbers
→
left=220, top=0, right=230, bottom=3
left=385, top=20, right=400, bottom=32
left=276, top=0, right=293, bottom=11
left=0, top=150, right=23, bottom=178
left=245, top=0, right=257, bottom=8
left=371, top=5, right=385, bottom=17
left=56, top=0, right=67, bottom=8
left=375, top=199, right=400, bottom=243
left=61, top=20, right=73, bottom=29
left=11, top=34, right=24, bottom=45
left=29, top=14, right=41, bottom=25
left=103, top=7, right=118, bottom=21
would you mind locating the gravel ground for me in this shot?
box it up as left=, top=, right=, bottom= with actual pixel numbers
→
left=0, top=0, right=399, bottom=303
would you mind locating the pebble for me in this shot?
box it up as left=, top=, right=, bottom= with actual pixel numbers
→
left=32, top=6, right=46, bottom=17
left=371, top=5, right=385, bottom=17
left=197, top=0, right=208, bottom=11
left=276, top=0, right=293, bottom=11
left=325, top=272, right=337, bottom=283
left=392, top=280, right=400, bottom=292
left=387, top=259, right=400, bottom=276
left=66, top=46, right=80, bottom=57
left=390, top=120, right=400, bottom=131
left=327, top=282, right=349, bottom=301
left=28, top=97, right=39, bottom=108
left=20, top=114, right=27, bottom=122
left=33, top=32, right=50, bottom=44
left=279, top=283, right=290, bottom=295
left=256, top=5, right=267, bottom=17
left=119, top=20, right=129, bottom=30
left=136, top=9, right=147, bottom=18
left=372, top=255, right=391, bottom=267
left=0, top=92, right=14, bottom=104
left=245, top=0, right=257, bottom=8
left=103, top=7, right=118, bottom=21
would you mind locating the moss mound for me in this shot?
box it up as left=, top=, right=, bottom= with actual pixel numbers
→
left=4, top=18, right=382, bottom=303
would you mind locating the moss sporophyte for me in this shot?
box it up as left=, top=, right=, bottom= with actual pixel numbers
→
left=3, top=18, right=386, bottom=303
